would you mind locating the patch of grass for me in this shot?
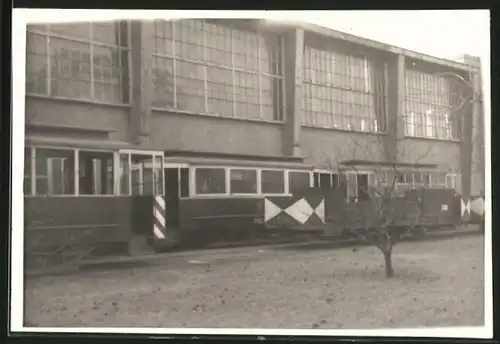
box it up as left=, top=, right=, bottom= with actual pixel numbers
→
left=24, top=235, right=485, bottom=329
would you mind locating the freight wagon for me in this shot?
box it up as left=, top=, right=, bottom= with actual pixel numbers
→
left=23, top=143, right=485, bottom=269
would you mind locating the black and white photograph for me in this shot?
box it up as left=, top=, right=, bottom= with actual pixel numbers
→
left=10, top=9, right=491, bottom=338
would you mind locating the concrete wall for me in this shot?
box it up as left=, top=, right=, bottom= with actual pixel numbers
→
left=301, top=128, right=385, bottom=169
left=25, top=97, right=130, bottom=142
left=397, top=139, right=461, bottom=172
left=149, top=110, right=284, bottom=156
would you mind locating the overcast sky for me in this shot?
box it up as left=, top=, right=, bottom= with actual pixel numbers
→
left=303, top=10, right=490, bottom=62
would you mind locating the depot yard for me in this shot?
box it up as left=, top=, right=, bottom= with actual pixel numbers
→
left=24, top=235, right=484, bottom=329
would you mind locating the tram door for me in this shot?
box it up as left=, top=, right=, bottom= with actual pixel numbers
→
left=164, top=168, right=180, bottom=227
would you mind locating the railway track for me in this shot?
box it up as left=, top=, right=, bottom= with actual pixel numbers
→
left=25, top=226, right=483, bottom=277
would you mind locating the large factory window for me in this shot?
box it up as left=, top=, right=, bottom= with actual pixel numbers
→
left=288, top=171, right=311, bottom=195
left=302, top=44, right=387, bottom=133
left=404, top=69, right=463, bottom=140
left=152, top=19, right=284, bottom=121
left=26, top=21, right=130, bottom=104
left=195, top=167, right=226, bottom=194
left=261, top=170, right=285, bottom=194
left=230, top=169, right=257, bottom=194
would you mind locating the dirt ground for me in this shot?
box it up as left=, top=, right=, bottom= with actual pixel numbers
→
left=23, top=235, right=485, bottom=329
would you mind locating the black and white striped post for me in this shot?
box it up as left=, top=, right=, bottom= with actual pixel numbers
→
left=153, top=195, right=167, bottom=240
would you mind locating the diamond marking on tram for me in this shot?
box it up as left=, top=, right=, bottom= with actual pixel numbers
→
left=264, top=198, right=283, bottom=222
left=314, top=199, right=325, bottom=223
left=285, top=198, right=314, bottom=224
left=461, top=198, right=471, bottom=218
left=471, top=197, right=485, bottom=216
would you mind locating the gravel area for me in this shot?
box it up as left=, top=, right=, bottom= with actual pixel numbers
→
left=24, top=235, right=485, bottom=329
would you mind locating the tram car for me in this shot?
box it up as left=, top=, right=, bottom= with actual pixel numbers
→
left=24, top=143, right=484, bottom=267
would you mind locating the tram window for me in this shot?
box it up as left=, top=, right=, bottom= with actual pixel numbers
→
left=413, top=172, right=421, bottom=186
left=79, top=151, right=114, bottom=195
left=143, top=167, right=154, bottom=195
left=24, top=148, right=31, bottom=195
left=313, top=173, right=319, bottom=188
left=35, top=148, right=74, bottom=195
left=357, top=174, right=369, bottom=201
left=422, top=172, right=430, bottom=186
left=332, top=173, right=339, bottom=188
left=319, top=173, right=331, bottom=189
left=180, top=168, right=190, bottom=197
left=230, top=169, right=257, bottom=194
left=195, top=168, right=226, bottom=194
left=119, top=154, right=129, bottom=195
left=445, top=174, right=457, bottom=189
left=289, top=171, right=311, bottom=195
left=345, top=173, right=357, bottom=201
left=261, top=170, right=285, bottom=194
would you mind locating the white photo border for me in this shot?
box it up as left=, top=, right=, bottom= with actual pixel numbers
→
left=10, top=9, right=493, bottom=339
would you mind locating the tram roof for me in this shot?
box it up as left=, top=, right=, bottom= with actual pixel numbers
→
left=163, top=150, right=314, bottom=170
left=340, top=159, right=438, bottom=170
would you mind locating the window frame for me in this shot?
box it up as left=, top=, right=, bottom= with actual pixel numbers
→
left=228, top=167, right=259, bottom=195
left=302, top=44, right=388, bottom=133
left=25, top=22, right=131, bottom=104
left=151, top=19, right=285, bottom=122
left=403, top=68, right=462, bottom=141
left=287, top=169, right=313, bottom=195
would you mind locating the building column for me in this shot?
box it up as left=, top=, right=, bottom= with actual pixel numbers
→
left=466, top=56, right=485, bottom=197
left=459, top=78, right=476, bottom=202
left=282, top=28, right=304, bottom=157
left=129, top=21, right=153, bottom=146
left=384, top=53, right=404, bottom=162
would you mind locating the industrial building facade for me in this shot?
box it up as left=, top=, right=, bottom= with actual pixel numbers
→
left=23, top=19, right=485, bottom=202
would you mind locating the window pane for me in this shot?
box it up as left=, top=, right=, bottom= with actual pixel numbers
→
left=26, top=32, right=48, bottom=95
left=49, top=37, right=91, bottom=100
left=195, top=168, right=226, bottom=194
left=25, top=148, right=33, bottom=195
left=230, top=169, right=257, bottom=194
left=131, top=166, right=141, bottom=195
left=29, top=21, right=127, bottom=104
left=346, top=174, right=357, bottom=200
left=289, top=171, right=310, bottom=195
left=180, top=168, right=190, bottom=197
left=143, top=167, right=154, bottom=195
left=79, top=151, right=114, bottom=195
left=261, top=170, right=285, bottom=194
left=93, top=45, right=122, bottom=103
left=319, top=173, right=331, bottom=189
left=151, top=19, right=283, bottom=121
left=130, top=155, right=154, bottom=196
left=313, top=172, right=320, bottom=188
left=36, top=148, right=74, bottom=195
left=404, top=69, right=462, bottom=140
left=119, top=153, right=130, bottom=195
left=152, top=57, right=175, bottom=108
left=302, top=45, right=382, bottom=132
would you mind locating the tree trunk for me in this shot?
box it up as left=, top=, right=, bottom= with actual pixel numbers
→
left=383, top=250, right=394, bottom=278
